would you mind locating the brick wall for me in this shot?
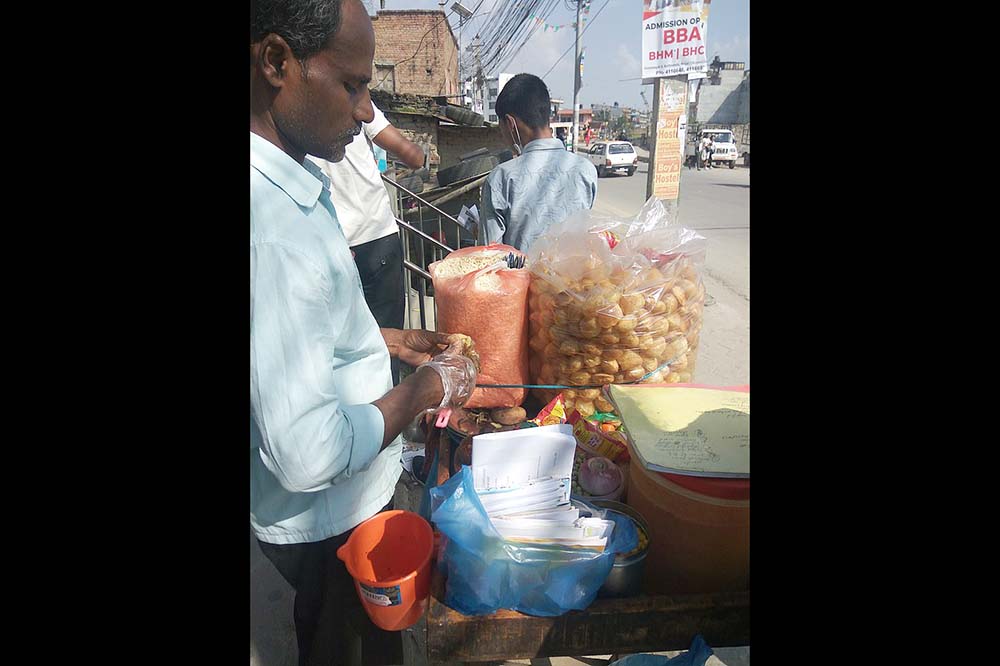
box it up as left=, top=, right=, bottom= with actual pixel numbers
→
left=382, top=111, right=441, bottom=174
left=372, top=11, right=459, bottom=98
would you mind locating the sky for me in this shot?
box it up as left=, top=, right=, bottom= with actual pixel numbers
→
left=366, top=0, right=749, bottom=110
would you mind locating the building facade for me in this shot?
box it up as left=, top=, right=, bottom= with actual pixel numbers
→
left=485, top=73, right=514, bottom=123
left=693, top=58, right=750, bottom=125
left=371, top=10, right=459, bottom=99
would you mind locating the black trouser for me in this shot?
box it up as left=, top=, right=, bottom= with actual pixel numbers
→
left=352, top=233, right=405, bottom=385
left=257, top=501, right=403, bottom=666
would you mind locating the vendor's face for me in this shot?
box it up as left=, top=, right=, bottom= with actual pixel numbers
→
left=270, top=0, right=375, bottom=162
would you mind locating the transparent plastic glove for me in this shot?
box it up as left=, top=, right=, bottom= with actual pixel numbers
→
left=419, top=353, right=478, bottom=412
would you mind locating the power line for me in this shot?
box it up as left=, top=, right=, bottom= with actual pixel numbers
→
left=474, top=0, right=560, bottom=77
left=492, top=0, right=562, bottom=74
left=540, top=0, right=611, bottom=80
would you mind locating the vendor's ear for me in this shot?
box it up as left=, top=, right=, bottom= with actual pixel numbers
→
left=255, top=34, right=296, bottom=88
left=498, top=115, right=513, bottom=138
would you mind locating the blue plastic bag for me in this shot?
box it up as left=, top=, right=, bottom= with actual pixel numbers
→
left=603, top=508, right=640, bottom=555
left=609, top=635, right=713, bottom=666
left=430, top=466, right=632, bottom=616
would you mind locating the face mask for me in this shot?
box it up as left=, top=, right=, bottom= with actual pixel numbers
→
left=508, top=117, right=524, bottom=156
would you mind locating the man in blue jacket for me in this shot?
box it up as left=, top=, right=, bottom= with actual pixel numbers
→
left=481, top=74, right=598, bottom=252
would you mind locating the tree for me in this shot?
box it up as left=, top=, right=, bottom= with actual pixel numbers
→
left=610, top=114, right=632, bottom=139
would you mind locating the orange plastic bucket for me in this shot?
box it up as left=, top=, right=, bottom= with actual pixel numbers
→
left=336, top=510, right=434, bottom=631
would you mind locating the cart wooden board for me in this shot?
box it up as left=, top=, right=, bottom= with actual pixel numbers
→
left=420, top=433, right=749, bottom=664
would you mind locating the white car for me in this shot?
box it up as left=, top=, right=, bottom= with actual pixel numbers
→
left=587, top=141, right=638, bottom=177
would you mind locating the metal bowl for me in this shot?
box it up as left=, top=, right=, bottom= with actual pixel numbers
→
left=587, top=499, right=651, bottom=598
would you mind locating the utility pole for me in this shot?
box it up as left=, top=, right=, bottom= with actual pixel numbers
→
left=645, top=76, right=688, bottom=222
left=642, top=0, right=711, bottom=221
left=571, top=0, right=582, bottom=153
left=459, top=26, right=462, bottom=105
left=640, top=89, right=651, bottom=149
left=452, top=2, right=474, bottom=108
left=474, top=34, right=483, bottom=116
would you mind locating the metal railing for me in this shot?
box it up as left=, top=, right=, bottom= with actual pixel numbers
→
left=382, top=170, right=471, bottom=331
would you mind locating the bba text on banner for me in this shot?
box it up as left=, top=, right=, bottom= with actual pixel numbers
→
left=642, top=0, right=712, bottom=79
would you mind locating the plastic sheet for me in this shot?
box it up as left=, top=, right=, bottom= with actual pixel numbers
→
left=429, top=466, right=634, bottom=616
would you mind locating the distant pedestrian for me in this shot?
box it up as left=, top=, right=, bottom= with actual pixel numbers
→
left=697, top=135, right=710, bottom=170
left=700, top=136, right=714, bottom=169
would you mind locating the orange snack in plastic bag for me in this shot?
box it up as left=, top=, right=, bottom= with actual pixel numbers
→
left=429, top=244, right=530, bottom=408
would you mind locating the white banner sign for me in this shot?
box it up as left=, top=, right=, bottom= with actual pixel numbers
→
left=642, top=0, right=712, bottom=79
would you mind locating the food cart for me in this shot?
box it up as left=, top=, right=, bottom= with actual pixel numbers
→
left=399, top=432, right=749, bottom=665
left=401, top=199, right=749, bottom=664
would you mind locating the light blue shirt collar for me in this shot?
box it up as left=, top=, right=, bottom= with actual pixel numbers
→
left=522, top=137, right=567, bottom=153
left=249, top=132, right=328, bottom=208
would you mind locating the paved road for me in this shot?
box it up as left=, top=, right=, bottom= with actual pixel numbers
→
left=592, top=162, right=750, bottom=386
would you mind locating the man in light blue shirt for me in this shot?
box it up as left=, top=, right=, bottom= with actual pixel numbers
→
left=251, top=2, right=477, bottom=664
left=481, top=73, right=598, bottom=253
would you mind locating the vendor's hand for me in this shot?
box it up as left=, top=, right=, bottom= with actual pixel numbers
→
left=419, top=354, right=478, bottom=410
left=383, top=329, right=448, bottom=367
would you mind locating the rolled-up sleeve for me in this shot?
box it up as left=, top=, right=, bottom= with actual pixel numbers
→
left=364, top=101, right=391, bottom=140
left=250, top=241, right=385, bottom=493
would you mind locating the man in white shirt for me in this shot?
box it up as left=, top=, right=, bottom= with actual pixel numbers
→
left=698, top=135, right=713, bottom=170
left=308, top=102, right=425, bottom=385
left=251, top=1, right=477, bottom=664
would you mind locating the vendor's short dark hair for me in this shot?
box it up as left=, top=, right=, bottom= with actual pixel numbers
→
left=495, top=74, right=551, bottom=130
left=251, top=0, right=344, bottom=61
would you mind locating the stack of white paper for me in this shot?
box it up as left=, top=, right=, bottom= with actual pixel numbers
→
left=489, top=517, right=615, bottom=548
left=470, top=425, right=616, bottom=550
